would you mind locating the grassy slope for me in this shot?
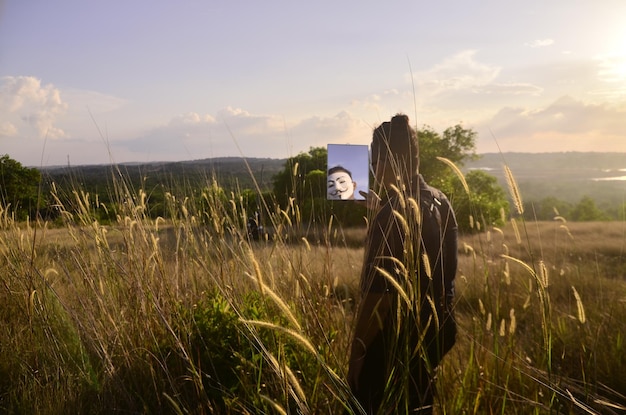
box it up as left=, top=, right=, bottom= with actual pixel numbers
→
left=2, top=182, right=626, bottom=413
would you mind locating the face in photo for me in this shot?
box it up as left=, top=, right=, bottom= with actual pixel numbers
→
left=327, top=144, right=369, bottom=201
left=327, top=166, right=357, bottom=200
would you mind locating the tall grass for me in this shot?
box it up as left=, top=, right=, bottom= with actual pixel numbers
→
left=1, top=163, right=626, bottom=413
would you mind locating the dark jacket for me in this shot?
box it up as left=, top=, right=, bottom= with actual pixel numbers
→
left=361, top=174, right=458, bottom=363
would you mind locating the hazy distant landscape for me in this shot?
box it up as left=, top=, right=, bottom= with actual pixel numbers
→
left=42, top=151, right=626, bottom=209
left=463, top=152, right=626, bottom=209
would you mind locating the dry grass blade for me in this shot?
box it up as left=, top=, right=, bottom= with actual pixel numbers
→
left=259, top=395, right=288, bottom=415
left=503, top=164, right=524, bottom=215
left=392, top=210, right=410, bottom=236
left=501, top=254, right=536, bottom=278
left=571, top=286, right=586, bottom=324
left=436, top=156, right=469, bottom=195
left=264, top=351, right=308, bottom=408
left=565, top=389, right=598, bottom=414
left=375, top=265, right=410, bottom=307
left=241, top=319, right=317, bottom=356
left=246, top=273, right=301, bottom=331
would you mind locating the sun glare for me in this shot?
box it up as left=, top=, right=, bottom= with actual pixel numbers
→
left=607, top=29, right=626, bottom=81
left=595, top=30, right=626, bottom=101
left=613, top=56, right=626, bottom=81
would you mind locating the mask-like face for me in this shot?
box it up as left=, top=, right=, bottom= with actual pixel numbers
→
left=328, top=171, right=355, bottom=200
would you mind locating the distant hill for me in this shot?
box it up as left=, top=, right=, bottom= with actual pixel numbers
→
left=40, top=152, right=626, bottom=209
left=464, top=152, right=626, bottom=207
left=41, top=157, right=287, bottom=193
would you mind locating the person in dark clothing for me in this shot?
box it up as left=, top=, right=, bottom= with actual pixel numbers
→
left=247, top=211, right=263, bottom=240
left=347, top=114, right=458, bottom=414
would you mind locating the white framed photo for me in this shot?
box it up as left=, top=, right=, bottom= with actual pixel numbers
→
left=327, top=144, right=369, bottom=201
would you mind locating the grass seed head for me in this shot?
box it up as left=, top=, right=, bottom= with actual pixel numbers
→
left=504, top=164, right=524, bottom=215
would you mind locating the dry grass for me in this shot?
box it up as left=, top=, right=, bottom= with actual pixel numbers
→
left=2, top=175, right=626, bottom=414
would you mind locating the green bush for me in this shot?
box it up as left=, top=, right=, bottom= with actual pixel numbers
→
left=155, top=289, right=322, bottom=414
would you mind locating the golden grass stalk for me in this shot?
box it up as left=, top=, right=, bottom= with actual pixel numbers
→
left=425, top=294, right=439, bottom=329
left=571, top=286, right=586, bottom=324
left=538, top=260, right=549, bottom=288
left=410, top=314, right=433, bottom=357
left=511, top=218, right=522, bottom=244
left=259, top=395, right=288, bottom=415
left=264, top=350, right=308, bottom=407
left=503, top=164, right=524, bottom=215
left=407, top=197, right=421, bottom=226
left=280, top=209, right=293, bottom=228
left=241, top=319, right=317, bottom=356
left=501, top=255, right=535, bottom=278
left=421, top=252, right=432, bottom=280
left=437, top=156, right=469, bottom=195
left=248, top=250, right=265, bottom=293
left=392, top=210, right=410, bottom=236
left=509, top=308, right=516, bottom=335
left=565, top=390, right=599, bottom=414
left=375, top=265, right=410, bottom=307
left=389, top=184, right=405, bottom=210
left=301, top=237, right=311, bottom=251
left=560, top=224, right=574, bottom=240
left=162, top=393, right=185, bottom=415
left=246, top=273, right=301, bottom=331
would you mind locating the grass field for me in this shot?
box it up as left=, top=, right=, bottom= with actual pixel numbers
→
left=2, top=182, right=626, bottom=414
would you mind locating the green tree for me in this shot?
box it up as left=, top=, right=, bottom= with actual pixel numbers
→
left=570, top=196, right=609, bottom=221
left=0, top=154, right=42, bottom=220
left=419, top=124, right=478, bottom=189
left=448, top=170, right=509, bottom=232
left=417, top=125, right=509, bottom=232
left=271, top=147, right=327, bottom=207
left=271, top=126, right=508, bottom=233
left=523, top=197, right=573, bottom=221
left=272, top=148, right=368, bottom=227
left=304, top=169, right=327, bottom=200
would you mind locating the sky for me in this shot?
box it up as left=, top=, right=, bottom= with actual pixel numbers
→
left=1, top=0, right=626, bottom=167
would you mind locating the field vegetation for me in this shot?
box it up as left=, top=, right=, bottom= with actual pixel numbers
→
left=2, top=162, right=626, bottom=414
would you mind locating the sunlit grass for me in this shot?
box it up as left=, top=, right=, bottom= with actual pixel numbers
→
left=1, top=166, right=626, bottom=413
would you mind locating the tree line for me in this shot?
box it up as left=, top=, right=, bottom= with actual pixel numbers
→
left=1, top=124, right=621, bottom=231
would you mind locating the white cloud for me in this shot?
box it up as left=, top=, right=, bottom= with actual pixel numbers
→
left=0, top=121, right=17, bottom=137
left=0, top=76, right=68, bottom=138
left=290, top=111, right=370, bottom=149
left=403, top=50, right=545, bottom=127
left=168, top=112, right=216, bottom=126
left=525, top=39, right=555, bottom=48
left=217, top=106, right=285, bottom=136
left=413, top=50, right=501, bottom=93
left=477, top=96, right=626, bottom=152
left=117, top=109, right=285, bottom=160
left=62, top=88, right=128, bottom=114
left=478, top=82, right=543, bottom=96
left=113, top=109, right=370, bottom=162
